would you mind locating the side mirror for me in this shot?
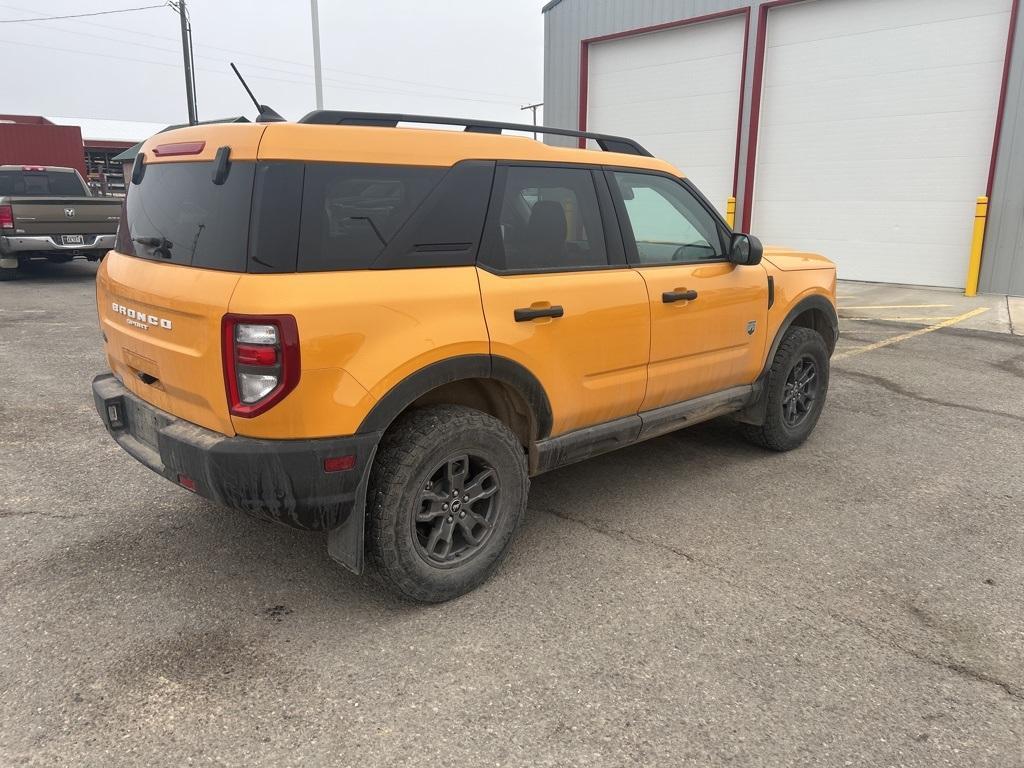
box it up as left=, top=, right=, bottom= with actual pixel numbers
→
left=729, top=233, right=763, bottom=266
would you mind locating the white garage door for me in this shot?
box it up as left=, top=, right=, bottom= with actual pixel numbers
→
left=751, top=0, right=1013, bottom=288
left=587, top=15, right=747, bottom=215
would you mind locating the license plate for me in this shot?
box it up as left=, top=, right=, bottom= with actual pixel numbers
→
left=62, top=235, right=85, bottom=246
left=127, top=399, right=161, bottom=450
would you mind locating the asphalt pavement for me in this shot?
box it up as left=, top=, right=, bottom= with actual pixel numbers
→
left=2, top=261, right=1022, bottom=767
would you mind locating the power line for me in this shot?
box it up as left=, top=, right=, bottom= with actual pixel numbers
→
left=2, top=37, right=526, bottom=110
left=0, top=1, right=533, bottom=102
left=0, top=3, right=166, bottom=23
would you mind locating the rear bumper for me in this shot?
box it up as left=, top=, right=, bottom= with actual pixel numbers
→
left=92, top=373, right=379, bottom=534
left=2, top=233, right=115, bottom=254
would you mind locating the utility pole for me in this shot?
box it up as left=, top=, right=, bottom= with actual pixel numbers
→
left=187, top=19, right=198, bottom=121
left=177, top=0, right=197, bottom=125
left=310, top=0, right=324, bottom=110
left=521, top=102, right=543, bottom=139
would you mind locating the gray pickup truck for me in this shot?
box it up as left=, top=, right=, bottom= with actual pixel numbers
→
left=0, top=165, right=121, bottom=281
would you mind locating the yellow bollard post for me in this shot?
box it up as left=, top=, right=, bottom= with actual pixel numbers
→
left=964, top=196, right=988, bottom=297
left=725, top=196, right=736, bottom=229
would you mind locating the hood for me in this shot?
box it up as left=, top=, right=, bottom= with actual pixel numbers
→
left=762, top=247, right=835, bottom=271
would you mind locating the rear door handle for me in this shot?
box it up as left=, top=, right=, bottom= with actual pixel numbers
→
left=514, top=305, right=564, bottom=322
left=663, top=290, right=698, bottom=303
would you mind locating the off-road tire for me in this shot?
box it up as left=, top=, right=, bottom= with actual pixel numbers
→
left=0, top=266, right=18, bottom=281
left=366, top=405, right=528, bottom=602
left=741, top=326, right=829, bottom=452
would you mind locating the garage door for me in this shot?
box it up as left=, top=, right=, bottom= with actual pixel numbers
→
left=586, top=14, right=747, bottom=215
left=751, top=0, right=1013, bottom=288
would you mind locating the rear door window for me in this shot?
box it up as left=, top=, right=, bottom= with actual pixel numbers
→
left=125, top=160, right=255, bottom=271
left=297, top=164, right=444, bottom=271
left=479, top=165, right=609, bottom=273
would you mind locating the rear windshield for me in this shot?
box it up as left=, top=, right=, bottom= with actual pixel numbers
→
left=124, top=161, right=255, bottom=271
left=0, top=170, right=87, bottom=197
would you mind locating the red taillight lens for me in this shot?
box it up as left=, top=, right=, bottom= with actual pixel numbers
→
left=236, top=344, right=278, bottom=366
left=222, top=314, right=300, bottom=418
left=0, top=205, right=14, bottom=230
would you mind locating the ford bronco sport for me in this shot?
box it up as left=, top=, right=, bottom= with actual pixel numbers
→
left=92, top=112, right=838, bottom=602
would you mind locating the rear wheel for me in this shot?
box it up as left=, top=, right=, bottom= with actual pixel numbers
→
left=741, top=326, right=829, bottom=451
left=366, top=405, right=528, bottom=602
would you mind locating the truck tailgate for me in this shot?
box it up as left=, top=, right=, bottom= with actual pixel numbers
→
left=9, top=197, right=120, bottom=236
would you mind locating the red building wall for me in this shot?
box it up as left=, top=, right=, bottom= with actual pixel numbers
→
left=0, top=119, right=87, bottom=175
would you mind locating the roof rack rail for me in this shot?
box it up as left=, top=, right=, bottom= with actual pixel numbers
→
left=296, top=110, right=653, bottom=157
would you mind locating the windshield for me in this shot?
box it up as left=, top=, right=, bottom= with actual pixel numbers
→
left=123, top=160, right=255, bottom=271
left=0, top=170, right=87, bottom=197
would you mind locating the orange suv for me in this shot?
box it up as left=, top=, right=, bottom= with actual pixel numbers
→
left=92, top=112, right=838, bottom=602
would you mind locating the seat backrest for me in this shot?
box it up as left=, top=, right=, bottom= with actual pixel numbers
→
left=523, top=200, right=566, bottom=267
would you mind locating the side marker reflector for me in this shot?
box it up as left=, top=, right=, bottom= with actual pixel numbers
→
left=323, top=455, right=356, bottom=473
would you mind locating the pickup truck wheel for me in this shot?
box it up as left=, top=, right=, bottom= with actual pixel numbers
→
left=0, top=266, right=18, bottom=281
left=741, top=327, right=829, bottom=452
left=366, top=405, right=528, bottom=602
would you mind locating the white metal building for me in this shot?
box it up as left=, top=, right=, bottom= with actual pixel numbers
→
left=543, top=0, right=1024, bottom=295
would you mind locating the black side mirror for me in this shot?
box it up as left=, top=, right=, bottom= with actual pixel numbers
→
left=729, top=233, right=763, bottom=266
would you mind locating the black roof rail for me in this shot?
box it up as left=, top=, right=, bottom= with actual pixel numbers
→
left=296, top=110, right=653, bottom=157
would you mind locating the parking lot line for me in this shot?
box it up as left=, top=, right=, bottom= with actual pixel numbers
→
left=834, top=307, right=990, bottom=361
left=841, top=316, right=956, bottom=322
left=839, top=304, right=954, bottom=310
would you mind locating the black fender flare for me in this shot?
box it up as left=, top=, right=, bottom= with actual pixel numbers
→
left=763, top=294, right=839, bottom=373
left=356, top=354, right=553, bottom=439
left=736, top=294, right=839, bottom=426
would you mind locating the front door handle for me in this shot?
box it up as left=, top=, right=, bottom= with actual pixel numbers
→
left=663, top=290, right=698, bottom=303
left=514, top=305, right=564, bottom=322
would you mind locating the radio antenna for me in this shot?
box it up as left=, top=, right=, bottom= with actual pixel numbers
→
left=230, top=63, right=285, bottom=123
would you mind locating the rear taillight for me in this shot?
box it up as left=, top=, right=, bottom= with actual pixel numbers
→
left=222, top=315, right=300, bottom=417
left=0, top=205, right=13, bottom=230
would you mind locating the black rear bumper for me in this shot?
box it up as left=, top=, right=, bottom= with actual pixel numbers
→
left=92, top=373, right=379, bottom=541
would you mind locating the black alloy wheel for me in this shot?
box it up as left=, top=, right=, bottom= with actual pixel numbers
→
left=414, top=454, right=500, bottom=567
left=782, top=355, right=818, bottom=428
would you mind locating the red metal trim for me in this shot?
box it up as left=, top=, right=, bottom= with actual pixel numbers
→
left=987, top=0, right=1021, bottom=197
left=578, top=39, right=589, bottom=148
left=733, top=9, right=752, bottom=197
left=84, top=139, right=135, bottom=151
left=578, top=7, right=751, bottom=158
left=741, top=0, right=807, bottom=231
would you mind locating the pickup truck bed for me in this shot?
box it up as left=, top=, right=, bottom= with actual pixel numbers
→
left=0, top=165, right=121, bottom=281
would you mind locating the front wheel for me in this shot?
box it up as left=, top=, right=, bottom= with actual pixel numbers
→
left=366, top=405, right=528, bottom=602
left=741, top=326, right=830, bottom=451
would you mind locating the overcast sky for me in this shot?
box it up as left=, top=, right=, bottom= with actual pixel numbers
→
left=4, top=0, right=548, bottom=132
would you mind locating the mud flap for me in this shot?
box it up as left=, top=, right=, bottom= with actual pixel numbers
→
left=327, top=443, right=378, bottom=575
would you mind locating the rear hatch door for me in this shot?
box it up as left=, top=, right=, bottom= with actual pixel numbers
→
left=96, top=124, right=266, bottom=436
